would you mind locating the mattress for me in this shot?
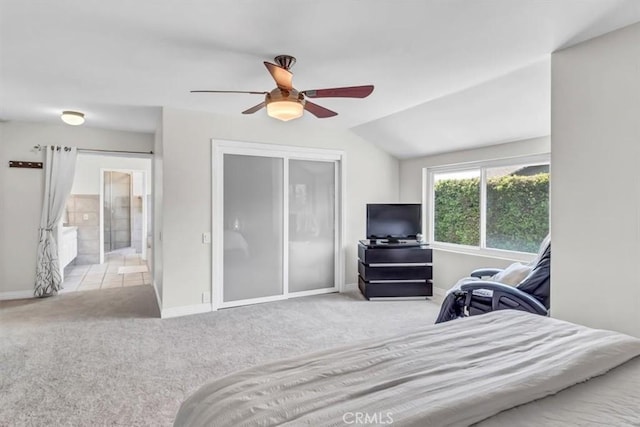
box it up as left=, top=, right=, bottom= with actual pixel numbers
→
left=476, top=355, right=640, bottom=426
left=174, top=310, right=640, bottom=426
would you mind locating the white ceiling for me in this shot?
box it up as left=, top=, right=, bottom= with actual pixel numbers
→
left=1, top=0, right=640, bottom=158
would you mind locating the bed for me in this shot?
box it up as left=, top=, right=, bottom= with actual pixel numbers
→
left=174, top=310, right=640, bottom=426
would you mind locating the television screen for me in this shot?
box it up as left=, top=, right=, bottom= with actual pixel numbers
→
left=366, top=204, right=422, bottom=240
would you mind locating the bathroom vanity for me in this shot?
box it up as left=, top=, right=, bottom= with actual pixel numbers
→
left=58, top=226, right=78, bottom=270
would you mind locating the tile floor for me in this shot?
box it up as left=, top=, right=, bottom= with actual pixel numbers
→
left=61, top=247, right=151, bottom=293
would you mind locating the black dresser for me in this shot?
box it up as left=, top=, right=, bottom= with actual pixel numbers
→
left=357, top=240, right=433, bottom=299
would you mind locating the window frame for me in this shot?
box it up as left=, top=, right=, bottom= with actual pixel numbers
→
left=423, top=153, right=550, bottom=261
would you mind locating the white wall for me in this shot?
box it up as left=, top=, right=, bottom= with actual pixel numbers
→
left=399, top=136, right=550, bottom=293
left=71, top=154, right=151, bottom=195
left=152, top=120, right=163, bottom=305
left=0, top=121, right=153, bottom=296
left=551, top=22, right=640, bottom=337
left=159, top=107, right=399, bottom=310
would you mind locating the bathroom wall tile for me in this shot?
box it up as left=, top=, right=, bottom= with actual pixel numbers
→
left=69, top=212, right=96, bottom=226
left=78, top=239, right=100, bottom=255
left=66, top=197, right=75, bottom=212
left=77, top=225, right=100, bottom=241
left=73, top=195, right=100, bottom=212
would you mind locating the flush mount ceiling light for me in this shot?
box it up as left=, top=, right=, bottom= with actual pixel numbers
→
left=61, top=110, right=85, bottom=126
left=266, top=92, right=305, bottom=122
left=267, top=100, right=304, bottom=121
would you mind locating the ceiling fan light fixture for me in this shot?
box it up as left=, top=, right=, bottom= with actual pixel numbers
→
left=266, top=100, right=303, bottom=122
left=61, top=110, right=85, bottom=126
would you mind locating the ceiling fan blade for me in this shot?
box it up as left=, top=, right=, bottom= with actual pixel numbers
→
left=242, top=102, right=266, bottom=115
left=264, top=62, right=293, bottom=90
left=191, top=90, right=268, bottom=95
left=304, top=101, right=338, bottom=118
left=302, top=85, right=374, bottom=99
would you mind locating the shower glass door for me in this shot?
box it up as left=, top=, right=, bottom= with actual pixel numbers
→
left=103, top=171, right=131, bottom=253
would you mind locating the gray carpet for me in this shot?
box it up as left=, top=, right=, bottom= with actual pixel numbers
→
left=0, top=285, right=440, bottom=426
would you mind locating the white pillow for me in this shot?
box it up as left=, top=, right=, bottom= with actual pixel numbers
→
left=492, top=262, right=533, bottom=286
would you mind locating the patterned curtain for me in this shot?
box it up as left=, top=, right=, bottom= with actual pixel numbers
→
left=34, top=146, right=78, bottom=297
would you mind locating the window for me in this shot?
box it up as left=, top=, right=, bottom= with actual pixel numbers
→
left=433, top=170, right=480, bottom=246
left=427, top=156, right=549, bottom=254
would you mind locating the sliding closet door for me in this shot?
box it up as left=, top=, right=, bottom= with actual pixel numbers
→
left=288, top=160, right=336, bottom=292
left=223, top=154, right=284, bottom=302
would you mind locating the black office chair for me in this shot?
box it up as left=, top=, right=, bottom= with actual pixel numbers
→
left=435, top=237, right=550, bottom=323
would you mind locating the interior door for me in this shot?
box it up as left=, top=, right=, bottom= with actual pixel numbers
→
left=222, top=154, right=284, bottom=303
left=288, top=160, right=336, bottom=292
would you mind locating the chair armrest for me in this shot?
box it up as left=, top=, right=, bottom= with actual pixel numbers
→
left=470, top=268, right=503, bottom=278
left=460, top=280, right=548, bottom=315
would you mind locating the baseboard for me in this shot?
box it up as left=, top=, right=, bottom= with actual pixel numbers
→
left=343, top=282, right=358, bottom=292
left=0, top=290, right=34, bottom=301
left=161, top=302, right=212, bottom=319
left=432, top=286, right=446, bottom=303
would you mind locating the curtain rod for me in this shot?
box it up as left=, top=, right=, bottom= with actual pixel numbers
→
left=33, top=144, right=153, bottom=155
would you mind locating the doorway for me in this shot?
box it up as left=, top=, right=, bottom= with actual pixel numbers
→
left=213, top=140, right=345, bottom=309
left=99, top=168, right=148, bottom=264
left=60, top=153, right=152, bottom=293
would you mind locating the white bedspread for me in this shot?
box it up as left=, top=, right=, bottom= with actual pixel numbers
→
left=174, top=311, right=640, bottom=427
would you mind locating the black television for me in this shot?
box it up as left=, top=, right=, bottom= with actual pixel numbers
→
left=366, top=204, right=422, bottom=241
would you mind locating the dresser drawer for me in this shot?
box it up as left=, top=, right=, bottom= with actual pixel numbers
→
left=358, top=262, right=432, bottom=281
left=358, top=276, right=433, bottom=298
left=358, top=244, right=432, bottom=264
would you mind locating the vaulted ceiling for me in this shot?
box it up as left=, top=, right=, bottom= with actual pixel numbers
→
left=2, top=0, right=639, bottom=158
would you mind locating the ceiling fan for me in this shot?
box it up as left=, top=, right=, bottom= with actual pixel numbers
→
left=191, top=55, right=374, bottom=121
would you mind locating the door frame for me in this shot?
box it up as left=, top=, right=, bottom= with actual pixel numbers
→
left=99, top=168, right=148, bottom=264
left=211, top=139, right=346, bottom=310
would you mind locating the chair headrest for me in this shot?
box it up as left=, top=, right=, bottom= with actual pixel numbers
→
left=517, top=241, right=551, bottom=307
left=529, top=234, right=550, bottom=267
